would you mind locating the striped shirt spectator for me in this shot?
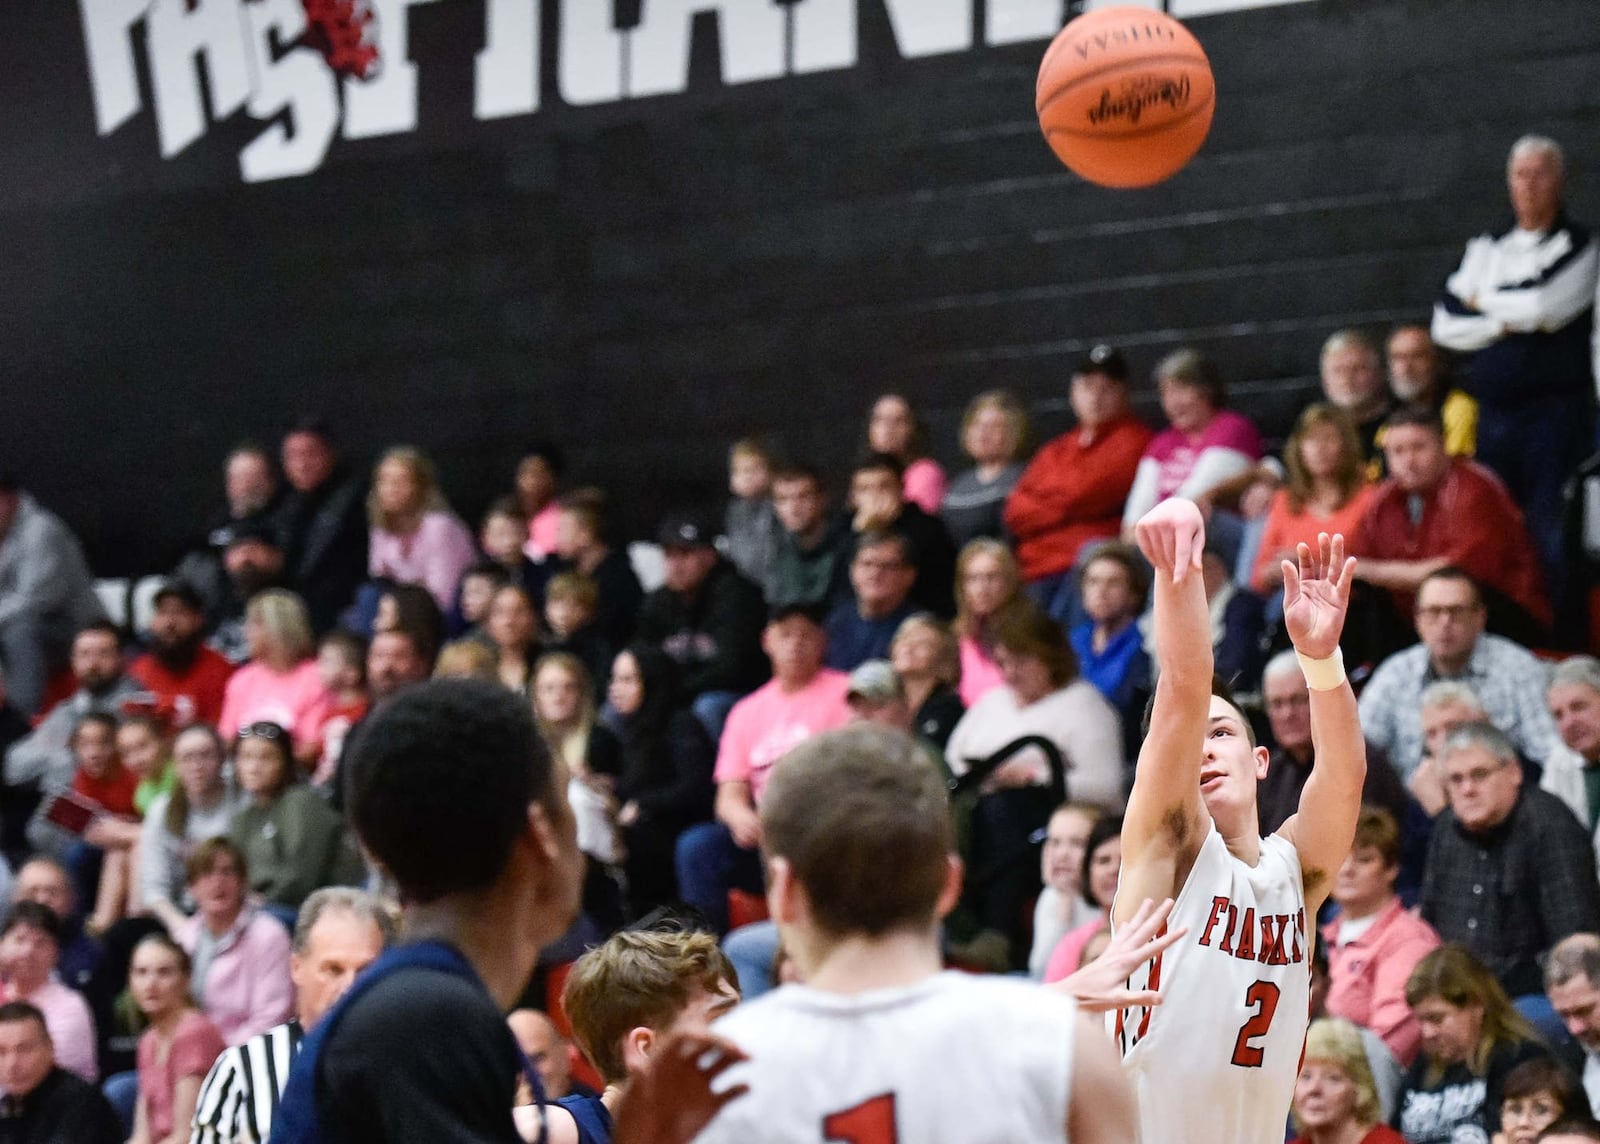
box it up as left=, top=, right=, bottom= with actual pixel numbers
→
left=191, top=1020, right=301, bottom=1144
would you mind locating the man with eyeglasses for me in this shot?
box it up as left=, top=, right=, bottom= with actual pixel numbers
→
left=1256, top=649, right=1407, bottom=835
left=1359, top=567, right=1560, bottom=782
left=822, top=532, right=918, bottom=672
left=1420, top=721, right=1600, bottom=1038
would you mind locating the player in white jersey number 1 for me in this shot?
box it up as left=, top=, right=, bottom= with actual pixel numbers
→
left=1114, top=499, right=1366, bottom=1144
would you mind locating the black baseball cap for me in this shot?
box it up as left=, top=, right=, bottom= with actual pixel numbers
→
left=1072, top=344, right=1129, bottom=382
left=151, top=580, right=206, bottom=612
left=657, top=512, right=717, bottom=551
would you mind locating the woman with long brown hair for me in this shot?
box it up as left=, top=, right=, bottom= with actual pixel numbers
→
left=951, top=539, right=1033, bottom=707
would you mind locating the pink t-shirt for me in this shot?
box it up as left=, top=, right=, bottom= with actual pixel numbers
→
left=714, top=671, right=853, bottom=804
left=369, top=509, right=479, bottom=610
left=1145, top=410, right=1264, bottom=500
left=957, top=637, right=1004, bottom=708
left=138, top=1009, right=226, bottom=1140
left=901, top=458, right=948, bottom=516
left=218, top=659, right=326, bottom=745
left=524, top=502, right=562, bottom=561
left=1042, top=915, right=1109, bottom=984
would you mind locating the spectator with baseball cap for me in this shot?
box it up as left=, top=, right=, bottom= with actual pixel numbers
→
left=128, top=581, right=235, bottom=729
left=1004, top=346, right=1154, bottom=626
left=208, top=520, right=288, bottom=664
left=635, top=511, right=767, bottom=744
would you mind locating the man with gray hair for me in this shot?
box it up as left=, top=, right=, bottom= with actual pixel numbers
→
left=1547, top=934, right=1600, bottom=1114
left=1420, top=722, right=1600, bottom=1028
left=1544, top=656, right=1600, bottom=869
left=1432, top=134, right=1598, bottom=605
left=1320, top=329, right=1394, bottom=471
left=191, top=888, right=395, bottom=1143
left=1256, top=648, right=1407, bottom=834
left=1405, top=679, right=1493, bottom=816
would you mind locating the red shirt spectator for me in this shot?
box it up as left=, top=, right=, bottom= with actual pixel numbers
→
left=128, top=582, right=235, bottom=729
left=73, top=761, right=139, bottom=819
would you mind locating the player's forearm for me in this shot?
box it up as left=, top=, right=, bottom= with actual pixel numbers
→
left=1150, top=574, right=1213, bottom=687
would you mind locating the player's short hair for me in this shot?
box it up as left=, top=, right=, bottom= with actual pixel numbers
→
left=1141, top=675, right=1256, bottom=748
left=1406, top=945, right=1534, bottom=1079
left=344, top=679, right=558, bottom=904
left=1350, top=806, right=1401, bottom=868
left=1298, top=1018, right=1381, bottom=1130
left=563, top=928, right=738, bottom=1085
left=761, top=725, right=952, bottom=939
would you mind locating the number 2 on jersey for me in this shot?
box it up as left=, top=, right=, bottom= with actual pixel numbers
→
left=824, top=1093, right=898, bottom=1143
left=1231, top=980, right=1281, bottom=1067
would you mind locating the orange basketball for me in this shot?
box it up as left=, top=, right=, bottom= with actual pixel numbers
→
left=1036, top=7, right=1215, bottom=189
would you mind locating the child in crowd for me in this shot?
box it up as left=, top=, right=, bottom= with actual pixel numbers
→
left=116, top=714, right=174, bottom=818
left=455, top=560, right=510, bottom=640
left=724, top=438, right=777, bottom=592
left=545, top=572, right=612, bottom=693
left=482, top=497, right=549, bottom=596
left=520, top=924, right=741, bottom=1143
left=1028, top=801, right=1108, bottom=979
left=302, top=629, right=370, bottom=789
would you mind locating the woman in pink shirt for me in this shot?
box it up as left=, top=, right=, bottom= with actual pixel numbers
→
left=175, top=837, right=292, bottom=1047
left=1321, top=807, right=1439, bottom=1066
left=217, top=590, right=324, bottom=746
left=513, top=443, right=565, bottom=560
left=128, top=932, right=225, bottom=1144
left=951, top=539, right=1033, bottom=707
left=367, top=446, right=478, bottom=611
left=1250, top=403, right=1377, bottom=595
left=1043, top=815, right=1122, bottom=982
left=866, top=393, right=946, bottom=514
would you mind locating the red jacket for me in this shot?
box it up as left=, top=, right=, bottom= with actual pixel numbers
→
left=1349, top=459, right=1550, bottom=628
left=1004, top=416, right=1153, bottom=580
left=129, top=647, right=236, bottom=729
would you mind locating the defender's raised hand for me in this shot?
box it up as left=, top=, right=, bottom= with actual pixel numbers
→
left=1134, top=499, right=1206, bottom=584
left=1281, top=532, right=1357, bottom=661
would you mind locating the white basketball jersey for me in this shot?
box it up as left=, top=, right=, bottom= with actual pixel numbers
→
left=693, top=972, right=1077, bottom=1144
left=1113, top=825, right=1311, bottom=1144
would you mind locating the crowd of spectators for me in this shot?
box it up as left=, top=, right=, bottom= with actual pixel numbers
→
left=0, top=132, right=1597, bottom=1141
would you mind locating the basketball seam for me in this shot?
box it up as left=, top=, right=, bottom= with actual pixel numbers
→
left=1044, top=92, right=1215, bottom=142
left=1036, top=53, right=1212, bottom=119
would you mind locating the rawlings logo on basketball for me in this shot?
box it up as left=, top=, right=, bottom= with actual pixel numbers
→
left=1086, top=74, right=1192, bottom=127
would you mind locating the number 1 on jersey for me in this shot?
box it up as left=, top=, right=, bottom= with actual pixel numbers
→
left=824, top=1093, right=898, bottom=1143
left=1231, top=980, right=1281, bottom=1067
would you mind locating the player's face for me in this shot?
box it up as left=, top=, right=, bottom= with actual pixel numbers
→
left=1549, top=972, right=1600, bottom=1053
left=660, top=979, right=741, bottom=1043
left=1041, top=808, right=1094, bottom=895
left=1550, top=682, right=1600, bottom=761
left=1332, top=846, right=1396, bottom=914
left=1412, top=997, right=1483, bottom=1066
left=1501, top=1088, right=1564, bottom=1144
left=1199, top=696, right=1265, bottom=817
left=1292, top=1060, right=1359, bottom=1132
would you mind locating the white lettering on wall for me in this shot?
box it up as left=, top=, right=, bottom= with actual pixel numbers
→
left=790, top=0, right=856, bottom=73
left=476, top=0, right=540, bottom=119
left=343, top=0, right=438, bottom=140
left=558, top=0, right=625, bottom=106
left=986, top=0, right=1065, bottom=46
left=239, top=0, right=340, bottom=182
left=145, top=0, right=253, bottom=157
left=884, top=0, right=974, bottom=58
left=79, top=0, right=153, bottom=135
left=628, top=1, right=787, bottom=98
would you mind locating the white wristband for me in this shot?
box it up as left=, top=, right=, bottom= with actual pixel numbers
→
left=1296, top=647, right=1346, bottom=691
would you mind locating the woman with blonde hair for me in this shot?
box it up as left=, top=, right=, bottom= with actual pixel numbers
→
left=942, top=389, right=1031, bottom=548
left=1395, top=946, right=1551, bottom=1143
left=218, top=589, right=323, bottom=745
left=432, top=637, right=499, bottom=682
left=367, top=445, right=478, bottom=611
left=888, top=613, right=964, bottom=750
left=1291, top=1018, right=1405, bottom=1144
left=1250, top=403, right=1376, bottom=594
left=952, top=538, right=1033, bottom=707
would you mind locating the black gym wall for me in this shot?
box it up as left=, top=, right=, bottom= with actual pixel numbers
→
left=3, top=0, right=1598, bottom=576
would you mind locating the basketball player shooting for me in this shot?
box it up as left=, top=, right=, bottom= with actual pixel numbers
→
left=1113, top=499, right=1365, bottom=1142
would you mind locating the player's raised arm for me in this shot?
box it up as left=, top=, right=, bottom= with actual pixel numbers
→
left=1276, top=533, right=1366, bottom=911
left=1115, top=499, right=1214, bottom=922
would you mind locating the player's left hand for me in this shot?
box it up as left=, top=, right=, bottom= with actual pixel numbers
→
left=1053, top=898, right=1186, bottom=1012
left=1281, top=532, right=1356, bottom=661
left=611, top=1031, right=749, bottom=1144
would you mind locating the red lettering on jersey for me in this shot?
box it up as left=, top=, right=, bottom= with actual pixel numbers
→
left=1289, top=908, right=1305, bottom=964
left=1233, top=908, right=1257, bottom=961
left=1135, top=925, right=1167, bottom=1040
left=1217, top=903, right=1239, bottom=955
left=1260, top=913, right=1290, bottom=966
left=1199, top=896, right=1230, bottom=948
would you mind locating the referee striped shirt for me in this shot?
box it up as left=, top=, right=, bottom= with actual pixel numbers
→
left=191, top=1020, right=302, bottom=1144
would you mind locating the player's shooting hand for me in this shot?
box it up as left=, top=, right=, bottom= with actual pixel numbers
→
left=611, top=1030, right=750, bottom=1144
left=1281, top=532, right=1356, bottom=661
left=1054, top=898, right=1187, bottom=1012
left=1133, top=499, right=1205, bottom=583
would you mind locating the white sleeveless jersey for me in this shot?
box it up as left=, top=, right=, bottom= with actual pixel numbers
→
left=1113, top=825, right=1311, bottom=1144
left=693, top=971, right=1077, bottom=1144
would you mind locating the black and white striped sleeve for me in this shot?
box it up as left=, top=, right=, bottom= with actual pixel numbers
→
left=190, top=1022, right=300, bottom=1144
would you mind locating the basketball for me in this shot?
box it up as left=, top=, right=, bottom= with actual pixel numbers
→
left=1036, top=7, right=1216, bottom=189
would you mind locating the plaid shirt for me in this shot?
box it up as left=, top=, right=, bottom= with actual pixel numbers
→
left=1357, top=634, right=1559, bottom=780
left=1420, top=788, right=1600, bottom=997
